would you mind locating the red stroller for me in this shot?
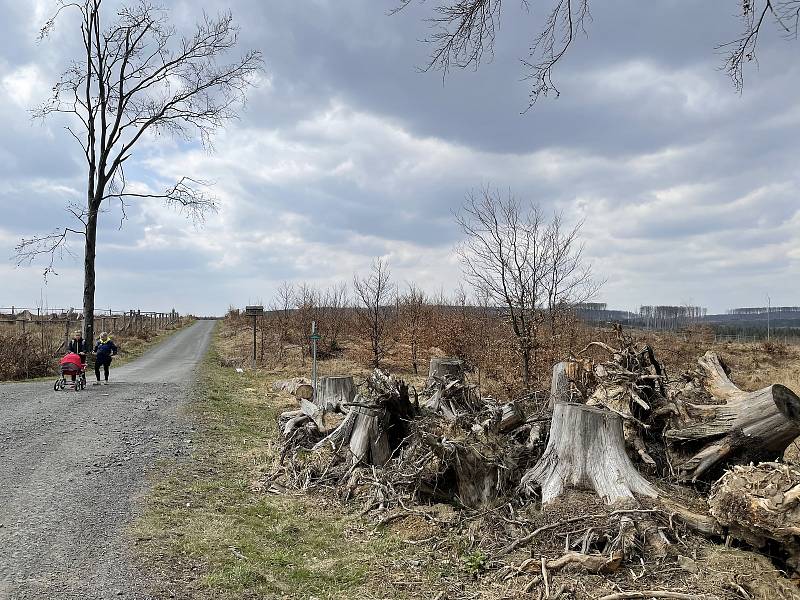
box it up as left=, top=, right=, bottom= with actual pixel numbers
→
left=55, top=352, right=87, bottom=391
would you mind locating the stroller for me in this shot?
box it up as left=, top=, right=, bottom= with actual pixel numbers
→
left=55, top=352, right=87, bottom=391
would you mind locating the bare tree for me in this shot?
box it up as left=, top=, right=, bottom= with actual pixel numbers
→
left=456, top=188, right=596, bottom=388
left=398, top=282, right=427, bottom=374
left=542, top=212, right=600, bottom=361
left=322, top=282, right=349, bottom=355
left=293, top=283, right=319, bottom=366
left=271, top=282, right=295, bottom=365
left=353, top=259, right=395, bottom=369
left=456, top=188, right=548, bottom=388
left=16, top=1, right=262, bottom=344
left=396, top=1, right=798, bottom=106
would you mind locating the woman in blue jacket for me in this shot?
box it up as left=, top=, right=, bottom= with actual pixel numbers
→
left=93, top=332, right=118, bottom=385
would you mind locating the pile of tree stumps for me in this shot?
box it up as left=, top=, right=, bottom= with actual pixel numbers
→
left=269, top=341, right=800, bottom=594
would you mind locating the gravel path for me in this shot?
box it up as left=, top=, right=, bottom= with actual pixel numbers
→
left=0, top=320, right=215, bottom=600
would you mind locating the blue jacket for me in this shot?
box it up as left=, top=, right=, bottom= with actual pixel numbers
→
left=94, top=339, right=118, bottom=359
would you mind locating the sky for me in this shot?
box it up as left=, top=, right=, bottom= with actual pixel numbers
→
left=1, top=0, right=799, bottom=315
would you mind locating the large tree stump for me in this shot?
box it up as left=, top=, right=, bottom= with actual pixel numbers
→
left=521, top=403, right=658, bottom=504
left=313, top=370, right=416, bottom=465
left=427, top=357, right=465, bottom=385
left=665, top=351, right=800, bottom=480
left=316, top=375, right=356, bottom=411
left=424, top=357, right=482, bottom=421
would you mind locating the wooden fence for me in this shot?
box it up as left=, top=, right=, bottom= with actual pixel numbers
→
left=0, top=307, right=181, bottom=353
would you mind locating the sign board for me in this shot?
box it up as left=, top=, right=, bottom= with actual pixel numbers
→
left=244, top=305, right=264, bottom=316
left=310, top=333, right=321, bottom=340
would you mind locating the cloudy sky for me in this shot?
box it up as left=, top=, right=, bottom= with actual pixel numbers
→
left=1, top=1, right=798, bottom=315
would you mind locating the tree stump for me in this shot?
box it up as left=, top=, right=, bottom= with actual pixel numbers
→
left=427, top=357, right=465, bottom=385
left=521, top=403, right=658, bottom=504
left=665, top=351, right=800, bottom=480
left=316, top=375, right=356, bottom=411
left=313, top=370, right=417, bottom=465
left=548, top=361, right=571, bottom=409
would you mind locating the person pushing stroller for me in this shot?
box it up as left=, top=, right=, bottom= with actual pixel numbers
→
left=66, top=331, right=88, bottom=383
left=93, top=332, right=118, bottom=385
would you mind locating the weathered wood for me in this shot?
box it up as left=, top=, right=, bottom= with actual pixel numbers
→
left=425, top=378, right=482, bottom=421
left=427, top=357, right=464, bottom=384
left=709, top=462, right=800, bottom=564
left=548, top=361, right=571, bottom=409
left=661, top=499, right=724, bottom=537
left=495, top=402, right=524, bottom=433
left=421, top=433, right=518, bottom=508
left=545, top=551, right=622, bottom=574
left=313, top=370, right=416, bottom=465
left=666, top=351, right=800, bottom=480
left=272, top=377, right=314, bottom=400
left=316, top=375, right=356, bottom=411
left=521, top=403, right=658, bottom=504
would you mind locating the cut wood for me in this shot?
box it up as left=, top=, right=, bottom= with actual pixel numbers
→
left=494, top=402, right=524, bottom=433
left=272, top=377, right=314, bottom=400
left=425, top=375, right=482, bottom=421
left=545, top=551, right=622, bottom=574
left=521, top=403, right=658, bottom=504
left=665, top=351, right=800, bottom=480
left=316, top=375, right=356, bottom=411
left=427, top=357, right=464, bottom=385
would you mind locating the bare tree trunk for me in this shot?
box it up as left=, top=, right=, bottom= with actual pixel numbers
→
left=82, top=208, right=98, bottom=344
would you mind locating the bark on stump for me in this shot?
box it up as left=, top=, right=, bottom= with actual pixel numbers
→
left=522, top=403, right=658, bottom=505
left=666, top=351, right=800, bottom=480
left=316, top=375, right=356, bottom=412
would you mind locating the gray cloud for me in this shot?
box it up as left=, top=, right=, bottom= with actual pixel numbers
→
left=1, top=0, right=799, bottom=314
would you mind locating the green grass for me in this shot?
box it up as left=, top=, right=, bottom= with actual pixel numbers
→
left=134, top=325, right=427, bottom=600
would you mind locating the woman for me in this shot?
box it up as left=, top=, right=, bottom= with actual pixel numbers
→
left=67, top=331, right=88, bottom=383
left=93, top=332, right=118, bottom=385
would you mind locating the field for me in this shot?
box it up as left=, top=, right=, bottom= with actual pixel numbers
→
left=133, top=316, right=800, bottom=599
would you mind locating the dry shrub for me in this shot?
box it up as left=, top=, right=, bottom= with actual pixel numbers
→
left=0, top=332, right=59, bottom=380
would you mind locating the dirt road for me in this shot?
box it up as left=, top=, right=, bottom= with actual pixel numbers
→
left=0, top=320, right=215, bottom=600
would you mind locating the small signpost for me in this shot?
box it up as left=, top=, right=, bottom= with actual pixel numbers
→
left=244, top=305, right=264, bottom=370
left=310, top=321, right=321, bottom=398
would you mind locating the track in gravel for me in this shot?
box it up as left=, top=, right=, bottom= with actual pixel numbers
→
left=0, top=320, right=215, bottom=600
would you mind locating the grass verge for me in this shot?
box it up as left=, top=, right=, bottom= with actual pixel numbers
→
left=134, top=324, right=432, bottom=600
